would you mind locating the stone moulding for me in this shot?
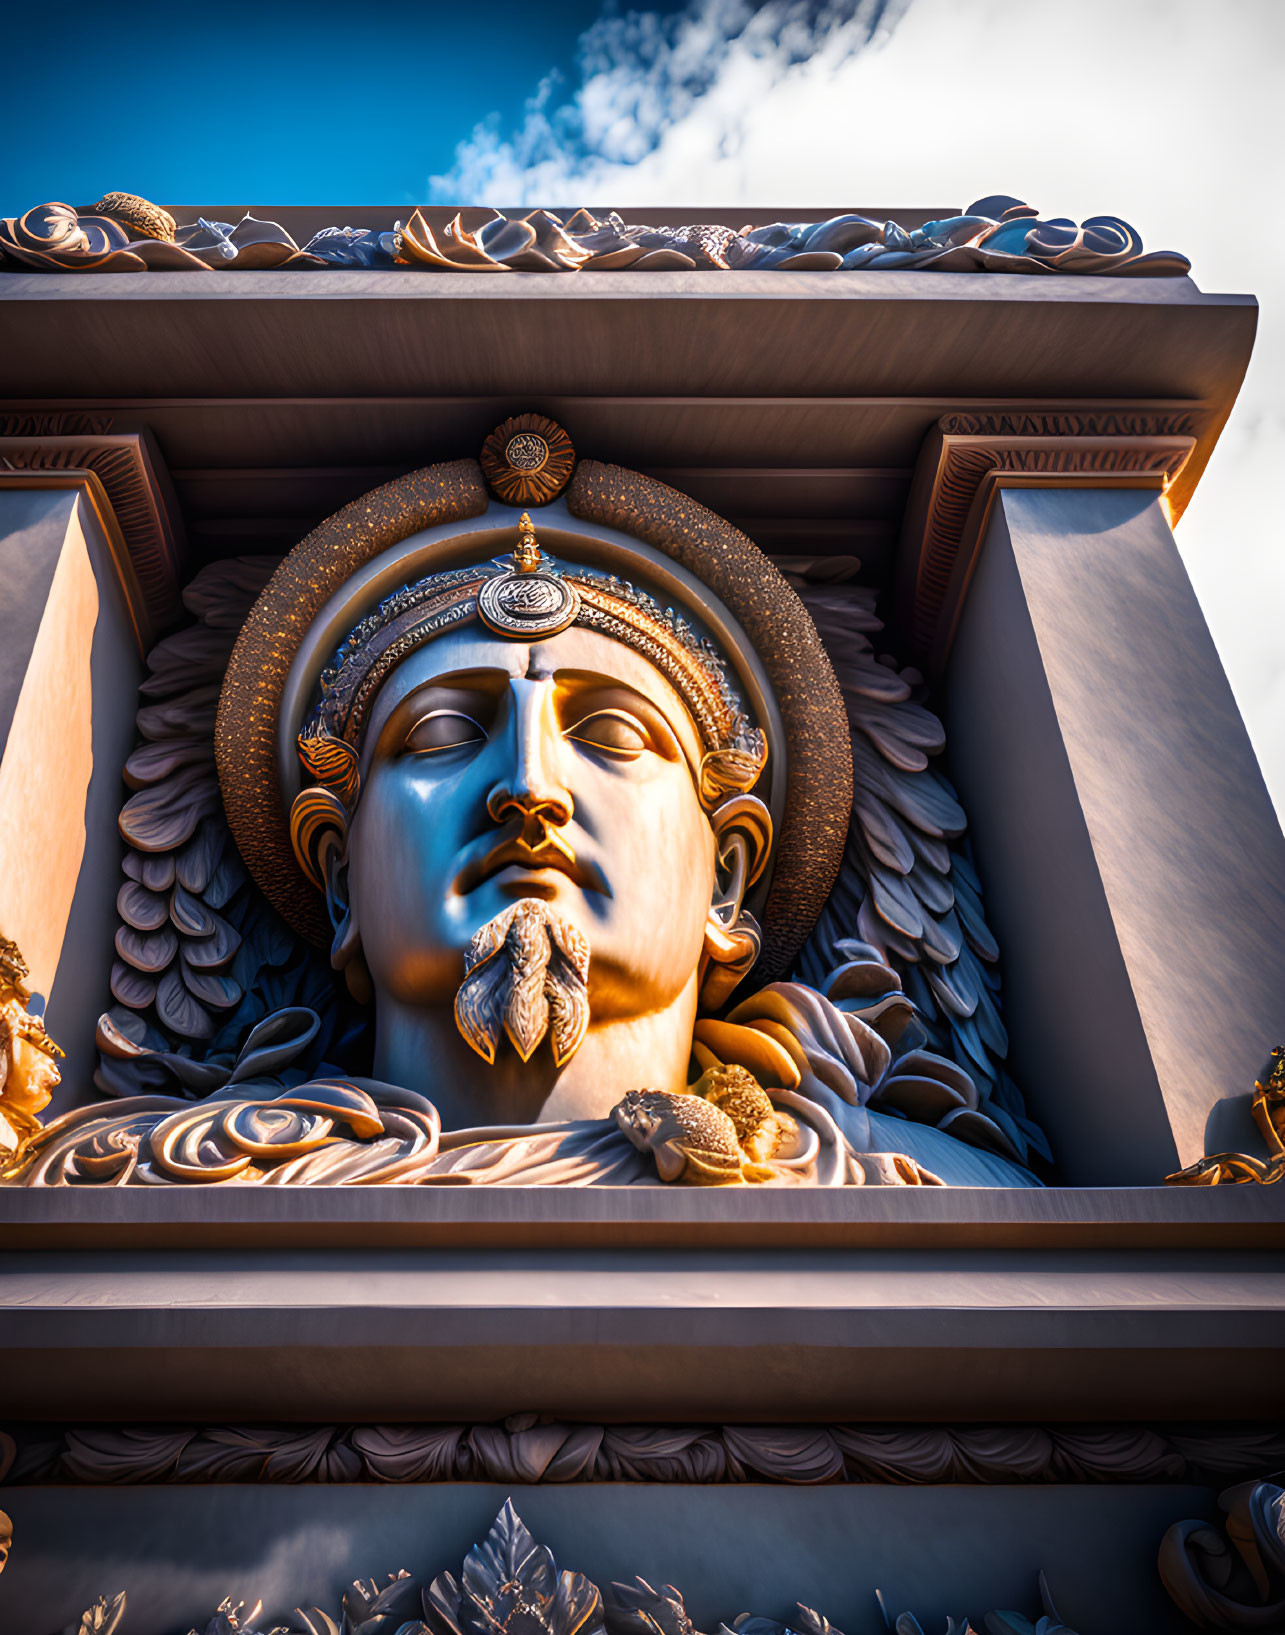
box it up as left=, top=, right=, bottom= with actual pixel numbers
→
left=0, top=421, right=184, bottom=640
left=7, top=1419, right=1283, bottom=1488
left=3, top=1182, right=1282, bottom=1250
left=894, top=410, right=1198, bottom=671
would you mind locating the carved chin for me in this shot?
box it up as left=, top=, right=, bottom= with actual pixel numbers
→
left=453, top=899, right=591, bottom=1068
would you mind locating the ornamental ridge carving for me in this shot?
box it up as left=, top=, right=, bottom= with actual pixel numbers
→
left=898, top=409, right=1198, bottom=667
left=0, top=194, right=1191, bottom=278
left=7, top=1418, right=1283, bottom=1489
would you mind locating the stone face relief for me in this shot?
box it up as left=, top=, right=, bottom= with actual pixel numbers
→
left=4, top=430, right=1051, bottom=1189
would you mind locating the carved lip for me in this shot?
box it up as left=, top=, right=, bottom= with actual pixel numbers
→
left=459, top=838, right=609, bottom=898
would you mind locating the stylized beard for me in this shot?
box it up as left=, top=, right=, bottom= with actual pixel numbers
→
left=453, top=898, right=591, bottom=1069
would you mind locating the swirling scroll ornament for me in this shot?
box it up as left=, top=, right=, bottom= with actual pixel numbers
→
left=1160, top=1479, right=1285, bottom=1629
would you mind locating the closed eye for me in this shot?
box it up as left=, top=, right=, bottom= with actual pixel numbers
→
left=565, top=709, right=651, bottom=759
left=402, top=710, right=487, bottom=755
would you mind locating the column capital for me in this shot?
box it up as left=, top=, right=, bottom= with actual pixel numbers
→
left=895, top=408, right=1197, bottom=672
left=0, top=416, right=184, bottom=644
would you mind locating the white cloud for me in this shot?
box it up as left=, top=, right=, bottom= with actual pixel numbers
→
left=434, top=0, right=1285, bottom=813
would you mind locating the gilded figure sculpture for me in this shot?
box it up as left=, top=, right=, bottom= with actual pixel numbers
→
left=0, top=937, right=63, bottom=1165
left=5, top=423, right=1050, bottom=1188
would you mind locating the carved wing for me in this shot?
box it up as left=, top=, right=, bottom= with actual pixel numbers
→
left=786, top=559, right=1050, bottom=1169
left=100, top=557, right=356, bottom=1097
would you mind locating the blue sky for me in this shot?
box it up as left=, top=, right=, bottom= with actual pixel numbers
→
left=1, top=0, right=680, bottom=209
left=4, top=0, right=1284, bottom=818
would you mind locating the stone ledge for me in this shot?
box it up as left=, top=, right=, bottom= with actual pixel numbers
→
left=2, top=1182, right=1282, bottom=1248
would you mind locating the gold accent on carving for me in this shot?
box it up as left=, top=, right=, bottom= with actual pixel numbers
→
left=0, top=935, right=63, bottom=1168
left=897, top=411, right=1199, bottom=673
left=1166, top=1048, right=1285, bottom=1186
left=455, top=900, right=591, bottom=1069
left=86, top=193, right=177, bottom=243
left=514, top=512, right=542, bottom=571
left=288, top=786, right=349, bottom=892
left=612, top=1065, right=794, bottom=1185
left=480, top=414, right=576, bottom=507
left=476, top=514, right=582, bottom=639
left=297, top=726, right=360, bottom=807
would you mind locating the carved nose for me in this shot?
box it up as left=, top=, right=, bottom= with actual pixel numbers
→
left=487, top=783, right=573, bottom=829
left=486, top=678, right=573, bottom=831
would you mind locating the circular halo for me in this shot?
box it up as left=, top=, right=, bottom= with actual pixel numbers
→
left=217, top=451, right=851, bottom=983
left=480, top=413, right=575, bottom=507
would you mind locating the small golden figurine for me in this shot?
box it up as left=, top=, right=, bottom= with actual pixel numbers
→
left=1165, top=1047, right=1285, bottom=1186
left=0, top=936, right=63, bottom=1167
left=613, top=1065, right=794, bottom=1185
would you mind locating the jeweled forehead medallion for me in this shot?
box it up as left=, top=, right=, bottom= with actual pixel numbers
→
left=477, top=512, right=582, bottom=639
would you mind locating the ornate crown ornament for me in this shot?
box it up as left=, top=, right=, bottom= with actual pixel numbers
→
left=476, top=512, right=581, bottom=638
left=294, top=509, right=768, bottom=843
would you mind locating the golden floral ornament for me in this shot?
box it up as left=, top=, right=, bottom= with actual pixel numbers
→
left=480, top=414, right=576, bottom=507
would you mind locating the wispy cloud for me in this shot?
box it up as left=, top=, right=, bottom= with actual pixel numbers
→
left=431, top=0, right=1285, bottom=816
left=431, top=0, right=908, bottom=204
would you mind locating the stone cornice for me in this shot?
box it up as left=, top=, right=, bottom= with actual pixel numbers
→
left=895, top=409, right=1198, bottom=671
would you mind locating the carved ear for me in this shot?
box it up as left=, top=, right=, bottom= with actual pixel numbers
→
left=700, top=794, right=772, bottom=1009
left=289, top=788, right=372, bottom=1003
left=289, top=786, right=348, bottom=892
left=325, top=849, right=373, bottom=1006
left=709, top=794, right=772, bottom=908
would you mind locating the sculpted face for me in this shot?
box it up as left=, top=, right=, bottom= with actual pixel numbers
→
left=334, top=623, right=725, bottom=1113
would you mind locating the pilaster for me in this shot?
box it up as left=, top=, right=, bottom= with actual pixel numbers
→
left=942, top=482, right=1285, bottom=1179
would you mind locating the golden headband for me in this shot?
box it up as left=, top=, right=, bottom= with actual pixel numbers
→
left=290, top=514, right=769, bottom=887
